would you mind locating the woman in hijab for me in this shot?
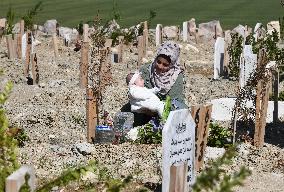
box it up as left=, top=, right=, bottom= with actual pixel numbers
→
left=121, top=41, right=187, bottom=126
left=140, top=41, right=186, bottom=107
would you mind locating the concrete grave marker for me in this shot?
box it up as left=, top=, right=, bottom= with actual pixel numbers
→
left=267, top=21, right=280, bottom=38
left=162, top=109, right=196, bottom=192
left=213, top=37, right=225, bottom=79
left=182, top=21, right=188, bottom=42
left=156, top=24, right=162, bottom=46
left=239, top=45, right=257, bottom=88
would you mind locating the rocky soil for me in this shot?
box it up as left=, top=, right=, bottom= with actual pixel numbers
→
left=0, top=31, right=283, bottom=191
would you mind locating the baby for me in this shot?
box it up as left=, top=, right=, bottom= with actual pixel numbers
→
left=126, top=71, right=165, bottom=117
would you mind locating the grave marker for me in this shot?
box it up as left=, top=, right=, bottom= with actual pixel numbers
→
left=213, top=37, right=224, bottom=79
left=31, top=53, right=39, bottom=84
left=5, top=165, right=35, bottom=192
left=80, top=24, right=89, bottom=88
left=52, top=33, right=59, bottom=60
left=254, top=50, right=271, bottom=147
left=137, top=36, right=144, bottom=67
left=267, top=21, right=280, bottom=38
left=239, top=45, right=257, bottom=88
left=223, top=30, right=231, bottom=76
left=273, top=69, right=279, bottom=123
left=162, top=109, right=196, bottom=192
left=156, top=24, right=162, bottom=46
left=21, top=33, right=27, bottom=60
left=118, top=36, right=124, bottom=63
left=182, top=21, right=188, bottom=42
left=6, top=34, right=17, bottom=59
left=191, top=103, right=213, bottom=171
left=86, top=88, right=98, bottom=143
left=24, top=31, right=32, bottom=76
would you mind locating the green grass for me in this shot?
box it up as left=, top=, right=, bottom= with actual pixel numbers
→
left=0, top=0, right=283, bottom=30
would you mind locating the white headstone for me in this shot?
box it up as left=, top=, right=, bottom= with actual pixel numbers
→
left=239, top=45, right=257, bottom=88
left=156, top=24, right=162, bottom=46
left=182, top=21, right=188, bottom=42
left=22, top=33, right=27, bottom=60
left=213, top=37, right=225, bottom=79
left=162, top=109, right=196, bottom=192
left=267, top=21, right=280, bottom=38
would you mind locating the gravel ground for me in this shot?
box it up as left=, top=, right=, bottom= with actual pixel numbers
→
left=0, top=31, right=284, bottom=191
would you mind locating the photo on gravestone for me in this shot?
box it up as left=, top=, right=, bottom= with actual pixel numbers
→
left=113, top=112, right=134, bottom=142
left=162, top=109, right=196, bottom=192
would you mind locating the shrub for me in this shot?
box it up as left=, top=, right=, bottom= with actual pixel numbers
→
left=0, top=71, right=18, bottom=191
left=193, top=145, right=251, bottom=192
left=207, top=123, right=232, bottom=148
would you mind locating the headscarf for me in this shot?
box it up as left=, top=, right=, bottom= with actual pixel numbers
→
left=150, top=41, right=182, bottom=95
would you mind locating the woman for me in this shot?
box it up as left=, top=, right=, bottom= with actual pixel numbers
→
left=140, top=41, right=186, bottom=107
left=121, top=41, right=187, bottom=126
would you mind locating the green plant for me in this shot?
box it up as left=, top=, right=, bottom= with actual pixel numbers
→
left=13, top=128, right=30, bottom=147
left=193, top=145, right=251, bottom=192
left=5, top=6, right=15, bottom=35
left=0, top=72, right=17, bottom=191
left=22, top=1, right=43, bottom=31
left=20, top=174, right=31, bottom=192
left=105, top=175, right=132, bottom=192
left=279, top=91, right=284, bottom=101
left=207, top=123, right=232, bottom=148
left=137, top=123, right=162, bottom=144
left=228, top=33, right=244, bottom=78
left=162, top=96, right=171, bottom=122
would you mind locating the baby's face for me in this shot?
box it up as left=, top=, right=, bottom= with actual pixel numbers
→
left=134, top=75, right=144, bottom=87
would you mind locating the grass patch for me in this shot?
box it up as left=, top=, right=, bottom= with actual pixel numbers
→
left=0, top=0, right=283, bottom=29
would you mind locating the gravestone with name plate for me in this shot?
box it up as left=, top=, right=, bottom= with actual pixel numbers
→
left=213, top=37, right=225, bottom=79
left=239, top=45, right=257, bottom=88
left=162, top=109, right=196, bottom=192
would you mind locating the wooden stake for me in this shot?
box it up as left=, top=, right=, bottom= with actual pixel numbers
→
left=6, top=34, right=17, bottom=59
left=31, top=53, right=39, bottom=84
left=24, top=31, right=32, bottom=76
left=86, top=88, right=97, bottom=143
left=5, top=165, right=35, bottom=192
left=191, top=103, right=212, bottom=171
left=80, top=41, right=89, bottom=88
left=83, top=24, right=89, bottom=43
left=118, top=36, right=124, bottom=63
left=137, top=36, right=143, bottom=67
left=169, top=163, right=188, bottom=192
left=273, top=70, right=279, bottom=123
left=52, top=33, right=59, bottom=60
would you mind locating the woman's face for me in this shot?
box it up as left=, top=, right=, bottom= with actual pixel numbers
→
left=155, top=56, right=171, bottom=74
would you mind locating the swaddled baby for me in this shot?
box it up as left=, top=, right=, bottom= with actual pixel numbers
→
left=126, top=71, right=165, bottom=117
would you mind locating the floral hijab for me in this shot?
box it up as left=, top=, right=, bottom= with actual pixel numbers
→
left=150, top=41, right=182, bottom=95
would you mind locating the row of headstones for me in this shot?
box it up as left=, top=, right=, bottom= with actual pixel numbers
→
left=213, top=20, right=281, bottom=81
left=5, top=104, right=212, bottom=192
left=1, top=19, right=39, bottom=85
left=212, top=21, right=279, bottom=147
